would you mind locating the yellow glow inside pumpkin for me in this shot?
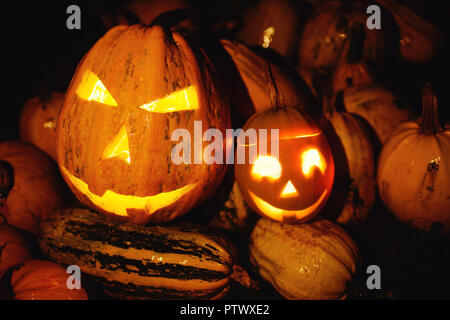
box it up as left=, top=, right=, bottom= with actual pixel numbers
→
left=61, top=166, right=197, bottom=217
left=102, top=125, right=130, bottom=164
left=139, top=86, right=198, bottom=113
left=301, top=148, right=326, bottom=177
left=280, top=180, right=298, bottom=197
left=251, top=155, right=281, bottom=180
left=76, top=72, right=118, bottom=106
left=248, top=188, right=328, bottom=221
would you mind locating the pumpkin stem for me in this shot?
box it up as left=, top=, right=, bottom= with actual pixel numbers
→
left=37, top=82, right=51, bottom=104
left=230, top=265, right=260, bottom=290
left=149, top=8, right=191, bottom=29
left=266, top=62, right=281, bottom=110
left=346, top=25, right=365, bottom=64
left=0, top=160, right=14, bottom=207
left=419, top=83, right=443, bottom=135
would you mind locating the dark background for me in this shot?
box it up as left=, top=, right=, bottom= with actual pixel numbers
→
left=1, top=0, right=450, bottom=299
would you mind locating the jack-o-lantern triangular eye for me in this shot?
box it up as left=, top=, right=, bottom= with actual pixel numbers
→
left=138, top=86, right=198, bottom=113
left=76, top=71, right=118, bottom=106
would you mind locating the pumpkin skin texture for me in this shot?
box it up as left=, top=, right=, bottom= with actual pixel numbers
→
left=322, top=110, right=376, bottom=225
left=0, top=141, right=66, bottom=235
left=378, top=86, right=450, bottom=233
left=236, top=0, right=300, bottom=60
left=19, top=92, right=64, bottom=160
left=220, top=40, right=311, bottom=124
left=235, top=107, right=335, bottom=224
left=342, top=84, right=412, bottom=144
left=39, top=208, right=255, bottom=300
left=249, top=218, right=360, bottom=300
left=56, top=25, right=230, bottom=224
left=11, top=259, right=88, bottom=300
left=298, top=0, right=390, bottom=71
left=0, top=224, right=32, bottom=279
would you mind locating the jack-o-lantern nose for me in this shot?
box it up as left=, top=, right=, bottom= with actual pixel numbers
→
left=102, top=125, right=130, bottom=164
left=281, top=180, right=298, bottom=198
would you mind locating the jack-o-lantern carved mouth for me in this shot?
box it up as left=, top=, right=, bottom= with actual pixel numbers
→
left=248, top=188, right=328, bottom=222
left=61, top=167, right=197, bottom=217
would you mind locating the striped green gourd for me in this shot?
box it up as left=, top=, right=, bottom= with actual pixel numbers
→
left=39, top=208, right=254, bottom=299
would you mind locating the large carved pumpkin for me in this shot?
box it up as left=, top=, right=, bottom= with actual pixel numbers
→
left=0, top=141, right=67, bottom=235
left=235, top=106, right=334, bottom=223
left=56, top=24, right=230, bottom=224
left=378, top=85, right=450, bottom=233
left=11, top=259, right=88, bottom=300
left=19, top=92, right=65, bottom=160
left=298, top=0, right=392, bottom=71
left=0, top=224, right=32, bottom=279
left=249, top=218, right=360, bottom=299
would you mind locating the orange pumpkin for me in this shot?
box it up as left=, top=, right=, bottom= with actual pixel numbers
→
left=0, top=224, right=32, bottom=279
left=235, top=104, right=334, bottom=223
left=236, top=0, right=300, bottom=60
left=11, top=259, right=88, bottom=300
left=298, top=0, right=391, bottom=71
left=19, top=92, right=64, bottom=160
left=56, top=24, right=230, bottom=224
left=376, top=0, right=441, bottom=63
left=378, top=84, right=450, bottom=233
left=0, top=141, right=67, bottom=235
left=331, top=25, right=375, bottom=95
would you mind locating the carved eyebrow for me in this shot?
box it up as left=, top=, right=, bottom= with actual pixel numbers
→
left=76, top=71, right=118, bottom=106
left=138, top=86, right=198, bottom=113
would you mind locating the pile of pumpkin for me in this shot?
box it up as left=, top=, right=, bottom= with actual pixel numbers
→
left=0, top=0, right=448, bottom=300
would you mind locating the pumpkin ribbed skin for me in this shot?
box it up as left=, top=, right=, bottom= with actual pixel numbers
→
left=323, top=111, right=376, bottom=225
left=0, top=224, right=32, bottom=279
left=57, top=25, right=230, bottom=224
left=250, top=218, right=360, bottom=300
left=19, top=93, right=64, bottom=160
left=39, top=208, right=237, bottom=300
left=343, top=84, right=412, bottom=144
left=378, top=86, right=450, bottom=233
left=11, top=259, right=88, bottom=300
left=221, top=40, right=311, bottom=119
left=0, top=141, right=66, bottom=235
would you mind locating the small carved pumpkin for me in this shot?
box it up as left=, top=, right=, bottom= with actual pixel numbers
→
left=0, top=141, right=67, bottom=235
left=19, top=92, right=64, bottom=160
left=0, top=224, right=32, bottom=279
left=56, top=23, right=230, bottom=224
left=235, top=106, right=334, bottom=223
left=378, top=85, right=450, bottom=233
left=11, top=259, right=88, bottom=300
